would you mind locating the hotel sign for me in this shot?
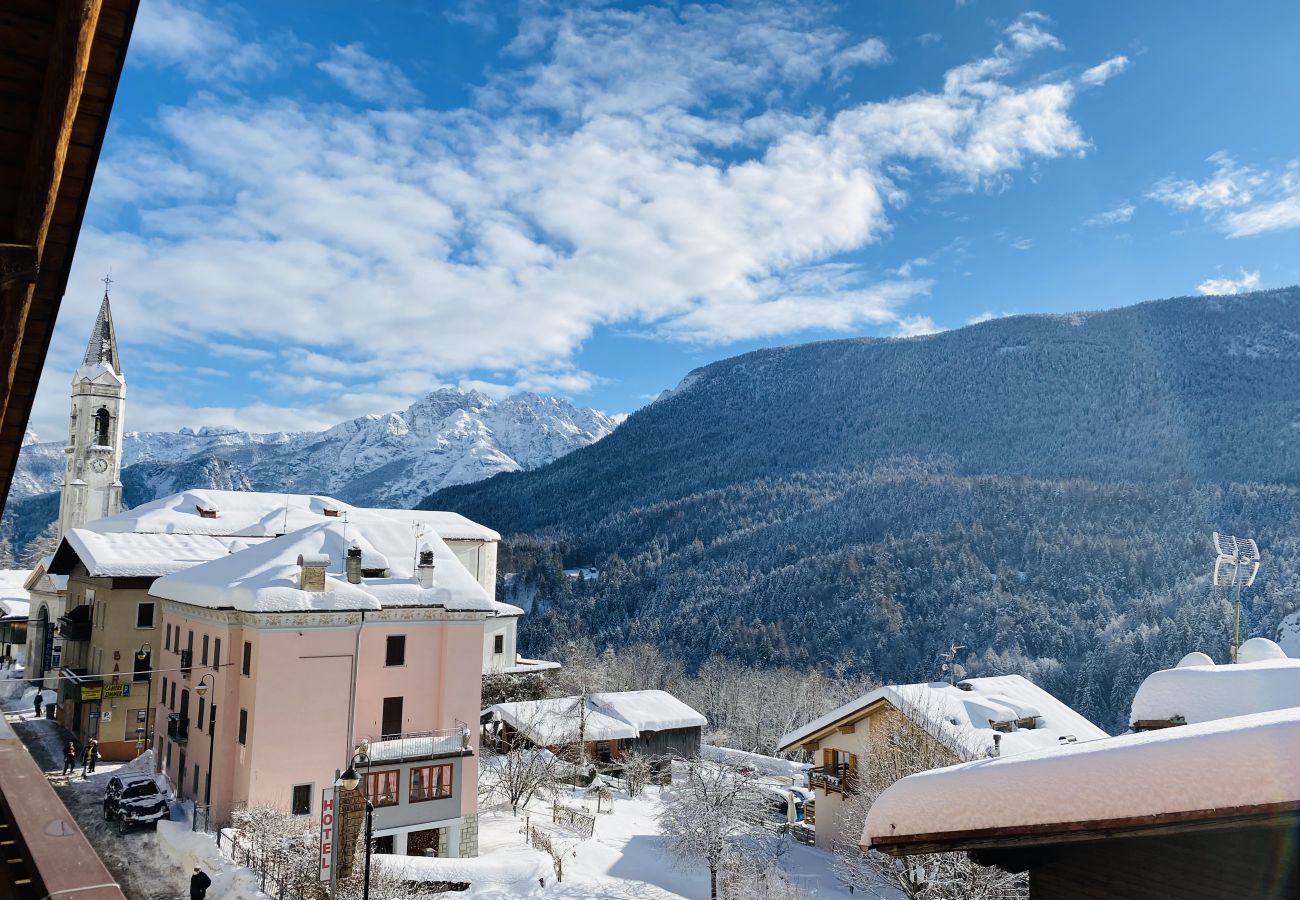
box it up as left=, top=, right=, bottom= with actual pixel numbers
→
left=319, top=790, right=336, bottom=882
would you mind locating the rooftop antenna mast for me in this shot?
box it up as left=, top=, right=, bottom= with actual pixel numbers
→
left=941, top=643, right=965, bottom=685
left=1211, top=532, right=1260, bottom=663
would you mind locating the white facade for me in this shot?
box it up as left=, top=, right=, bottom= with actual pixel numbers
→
left=57, top=294, right=125, bottom=539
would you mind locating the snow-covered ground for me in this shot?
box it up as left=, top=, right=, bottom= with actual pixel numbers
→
left=447, top=776, right=868, bottom=898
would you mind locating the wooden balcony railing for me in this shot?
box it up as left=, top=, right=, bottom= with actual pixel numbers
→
left=809, top=764, right=858, bottom=795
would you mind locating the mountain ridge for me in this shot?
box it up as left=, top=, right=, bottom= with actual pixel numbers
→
left=421, top=287, right=1300, bottom=731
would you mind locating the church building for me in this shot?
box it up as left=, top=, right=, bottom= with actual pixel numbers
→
left=26, top=286, right=126, bottom=695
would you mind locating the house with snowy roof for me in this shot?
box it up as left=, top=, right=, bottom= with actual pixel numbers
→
left=485, top=690, right=707, bottom=765
left=1130, top=637, right=1300, bottom=730
left=0, top=570, right=30, bottom=664
left=147, top=516, right=493, bottom=857
left=777, top=676, right=1107, bottom=850
left=862, top=707, right=1300, bottom=899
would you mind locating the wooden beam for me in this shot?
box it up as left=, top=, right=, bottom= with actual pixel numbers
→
left=0, top=243, right=38, bottom=291
left=837, top=724, right=857, bottom=734
left=1, top=0, right=102, bottom=427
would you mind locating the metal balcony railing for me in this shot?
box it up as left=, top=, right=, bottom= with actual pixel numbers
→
left=167, top=714, right=189, bottom=743
left=363, top=723, right=470, bottom=763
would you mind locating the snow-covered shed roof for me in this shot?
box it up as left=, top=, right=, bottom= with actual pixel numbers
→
left=778, top=675, right=1107, bottom=759
left=0, top=570, right=30, bottom=619
left=488, top=696, right=638, bottom=745
left=590, top=690, right=708, bottom=733
left=1129, top=640, right=1300, bottom=726
left=863, top=707, right=1300, bottom=851
left=487, top=690, right=706, bottom=746
left=86, top=490, right=354, bottom=537
left=51, top=530, right=264, bottom=578
left=149, top=519, right=492, bottom=614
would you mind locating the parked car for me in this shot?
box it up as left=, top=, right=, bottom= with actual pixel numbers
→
left=103, top=774, right=169, bottom=834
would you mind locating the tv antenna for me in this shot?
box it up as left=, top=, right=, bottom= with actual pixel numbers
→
left=1211, top=532, right=1260, bottom=663
left=940, top=643, right=965, bottom=685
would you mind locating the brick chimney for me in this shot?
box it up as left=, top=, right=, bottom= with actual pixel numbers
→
left=346, top=544, right=363, bottom=584
left=297, top=553, right=329, bottom=592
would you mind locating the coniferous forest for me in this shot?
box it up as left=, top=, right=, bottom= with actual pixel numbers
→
left=425, top=288, right=1300, bottom=732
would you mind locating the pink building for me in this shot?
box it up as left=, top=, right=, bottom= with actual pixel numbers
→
left=150, top=516, right=493, bottom=857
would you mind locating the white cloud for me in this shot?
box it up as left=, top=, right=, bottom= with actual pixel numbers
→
left=967, top=310, right=1012, bottom=325
left=41, top=2, right=1100, bottom=435
left=831, top=38, right=892, bottom=76
left=1080, top=55, right=1129, bottom=86
left=895, top=315, right=942, bottom=337
left=1149, top=154, right=1300, bottom=238
left=917, top=33, right=942, bottom=47
left=1083, top=202, right=1134, bottom=226
left=130, top=0, right=274, bottom=81
left=1197, top=269, right=1261, bottom=296
left=318, top=43, right=420, bottom=106
left=1009, top=237, right=1034, bottom=250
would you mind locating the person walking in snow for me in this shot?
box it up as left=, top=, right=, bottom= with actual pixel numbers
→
left=32, top=692, right=42, bottom=718
left=81, top=739, right=98, bottom=776
left=62, top=741, right=77, bottom=775
left=190, top=868, right=211, bottom=900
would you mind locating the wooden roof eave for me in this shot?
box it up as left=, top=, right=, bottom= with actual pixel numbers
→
left=780, top=696, right=892, bottom=752
left=865, top=799, right=1300, bottom=857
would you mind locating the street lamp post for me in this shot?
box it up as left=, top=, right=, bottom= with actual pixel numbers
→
left=135, top=643, right=152, bottom=754
left=338, top=752, right=373, bottom=900
left=194, top=674, right=217, bottom=818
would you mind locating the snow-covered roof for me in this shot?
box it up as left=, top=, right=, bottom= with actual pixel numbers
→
left=1129, top=641, right=1300, bottom=726
left=53, top=530, right=265, bottom=578
left=489, top=696, right=638, bottom=744
left=361, top=509, right=500, bottom=542
left=779, top=675, right=1107, bottom=759
left=23, top=557, right=66, bottom=593
left=84, top=489, right=501, bottom=545
left=86, top=490, right=354, bottom=537
left=0, top=571, right=31, bottom=619
left=487, top=690, right=706, bottom=746
left=863, top=707, right=1300, bottom=848
left=590, top=690, right=707, bottom=733
left=149, top=519, right=492, bottom=614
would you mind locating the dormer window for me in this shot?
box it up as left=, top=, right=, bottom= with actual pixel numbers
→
left=323, top=508, right=341, bottom=518
left=360, top=567, right=389, bottom=579
left=1015, top=716, right=1040, bottom=730
left=990, top=720, right=1014, bottom=733
left=197, top=505, right=220, bottom=519
left=94, top=408, right=111, bottom=445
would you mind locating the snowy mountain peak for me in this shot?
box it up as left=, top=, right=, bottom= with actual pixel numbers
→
left=11, top=388, right=619, bottom=512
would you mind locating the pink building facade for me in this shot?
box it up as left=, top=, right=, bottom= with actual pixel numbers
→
left=151, top=518, right=495, bottom=857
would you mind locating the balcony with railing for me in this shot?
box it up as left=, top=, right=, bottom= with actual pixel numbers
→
left=362, top=723, right=471, bottom=764
left=809, top=763, right=858, bottom=795
left=167, top=714, right=189, bottom=744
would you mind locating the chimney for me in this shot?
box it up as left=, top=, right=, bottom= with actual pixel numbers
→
left=992, top=733, right=1002, bottom=758
left=297, top=553, right=329, bottom=592
left=416, top=544, right=436, bottom=589
left=346, top=544, right=363, bottom=584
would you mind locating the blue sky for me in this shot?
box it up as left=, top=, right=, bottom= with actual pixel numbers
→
left=30, top=0, right=1300, bottom=439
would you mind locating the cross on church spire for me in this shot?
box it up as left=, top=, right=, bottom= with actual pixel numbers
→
left=101, top=271, right=113, bottom=294
left=81, top=280, right=121, bottom=375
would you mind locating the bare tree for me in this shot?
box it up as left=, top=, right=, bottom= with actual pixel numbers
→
left=619, top=749, right=655, bottom=798
left=831, top=702, right=1027, bottom=900
left=482, top=743, right=560, bottom=815
left=657, top=759, right=779, bottom=900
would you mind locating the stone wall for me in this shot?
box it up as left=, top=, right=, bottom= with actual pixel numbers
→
left=457, top=813, right=478, bottom=857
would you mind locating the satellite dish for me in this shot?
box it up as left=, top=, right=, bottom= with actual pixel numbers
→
left=1212, top=532, right=1260, bottom=587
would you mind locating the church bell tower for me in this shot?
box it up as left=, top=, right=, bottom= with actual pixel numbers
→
left=57, top=279, right=126, bottom=538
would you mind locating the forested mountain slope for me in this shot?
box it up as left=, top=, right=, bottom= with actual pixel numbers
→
left=424, top=288, right=1300, bottom=731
